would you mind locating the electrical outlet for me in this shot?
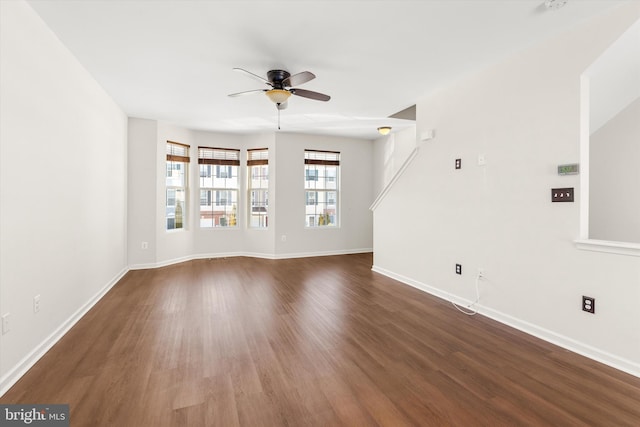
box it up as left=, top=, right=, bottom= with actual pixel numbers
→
left=455, top=264, right=462, bottom=275
left=34, top=294, right=41, bottom=313
left=141, top=241, right=148, bottom=250
left=478, top=268, right=485, bottom=278
left=477, top=154, right=486, bottom=166
left=1, top=313, right=10, bottom=334
left=582, top=296, right=595, bottom=314
left=455, top=158, right=462, bottom=170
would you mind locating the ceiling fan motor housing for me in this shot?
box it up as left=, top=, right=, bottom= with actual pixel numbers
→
left=267, top=69, right=291, bottom=88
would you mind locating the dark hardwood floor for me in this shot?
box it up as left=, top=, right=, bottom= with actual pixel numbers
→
left=2, top=253, right=639, bottom=426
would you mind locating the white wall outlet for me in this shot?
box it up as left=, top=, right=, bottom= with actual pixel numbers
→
left=141, top=241, right=148, bottom=250
left=478, top=154, right=486, bottom=166
left=281, top=235, right=287, bottom=242
left=34, top=294, right=41, bottom=313
left=2, top=313, right=10, bottom=334
left=478, top=268, right=485, bottom=278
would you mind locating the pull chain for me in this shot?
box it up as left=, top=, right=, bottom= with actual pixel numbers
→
left=277, top=104, right=281, bottom=130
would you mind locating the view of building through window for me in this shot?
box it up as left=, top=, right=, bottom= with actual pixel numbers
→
left=166, top=141, right=190, bottom=230
left=198, top=147, right=239, bottom=227
left=248, top=148, right=268, bottom=228
left=304, top=150, right=339, bottom=227
left=165, top=146, right=338, bottom=231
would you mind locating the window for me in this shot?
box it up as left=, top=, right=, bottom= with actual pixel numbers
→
left=304, top=150, right=339, bottom=227
left=198, top=147, right=239, bottom=228
left=306, top=192, right=317, bottom=205
left=166, top=141, right=190, bottom=230
left=248, top=148, right=268, bottom=228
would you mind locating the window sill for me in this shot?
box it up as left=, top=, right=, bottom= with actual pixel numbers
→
left=166, top=228, right=186, bottom=233
left=199, top=227, right=240, bottom=231
left=305, top=226, right=340, bottom=230
left=574, top=239, right=640, bottom=257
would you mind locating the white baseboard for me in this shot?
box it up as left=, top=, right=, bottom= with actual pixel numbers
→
left=130, top=248, right=373, bottom=269
left=371, top=264, right=640, bottom=378
left=272, top=248, right=373, bottom=260
left=0, top=267, right=129, bottom=397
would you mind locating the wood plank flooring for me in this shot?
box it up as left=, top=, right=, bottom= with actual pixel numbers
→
left=2, top=253, right=639, bottom=426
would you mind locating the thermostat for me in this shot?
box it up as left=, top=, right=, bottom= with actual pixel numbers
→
left=558, top=164, right=579, bottom=175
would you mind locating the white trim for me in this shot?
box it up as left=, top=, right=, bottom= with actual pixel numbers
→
left=272, top=248, right=372, bottom=260
left=129, top=248, right=373, bottom=270
left=574, top=239, right=640, bottom=257
left=371, top=265, right=468, bottom=306
left=371, top=264, right=640, bottom=378
left=579, top=74, right=590, bottom=239
left=370, top=146, right=420, bottom=211
left=129, top=252, right=244, bottom=270
left=0, top=267, right=129, bottom=397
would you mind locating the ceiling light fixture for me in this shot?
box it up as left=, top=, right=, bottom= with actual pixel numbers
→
left=377, top=126, right=392, bottom=136
left=265, top=89, right=291, bottom=104
left=544, top=0, right=568, bottom=10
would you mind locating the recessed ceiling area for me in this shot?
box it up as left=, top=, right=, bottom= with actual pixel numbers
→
left=26, top=0, right=629, bottom=139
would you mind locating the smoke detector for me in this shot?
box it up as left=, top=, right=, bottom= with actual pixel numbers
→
left=545, top=0, right=568, bottom=10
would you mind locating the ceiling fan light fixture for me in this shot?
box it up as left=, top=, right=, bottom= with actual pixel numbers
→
left=377, top=126, right=392, bottom=136
left=265, top=89, right=291, bottom=104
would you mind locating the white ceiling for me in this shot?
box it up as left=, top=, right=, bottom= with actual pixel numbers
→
left=26, top=0, right=629, bottom=139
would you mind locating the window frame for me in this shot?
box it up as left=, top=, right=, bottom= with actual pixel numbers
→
left=198, top=146, right=240, bottom=228
left=304, top=149, right=340, bottom=228
left=166, top=141, right=190, bottom=231
left=247, top=148, right=269, bottom=229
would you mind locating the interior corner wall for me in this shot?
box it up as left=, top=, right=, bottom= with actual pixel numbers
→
left=128, top=118, right=158, bottom=267
left=589, top=97, right=640, bottom=243
left=274, top=133, right=374, bottom=257
left=153, top=123, right=197, bottom=264
left=187, top=129, right=256, bottom=259
left=372, top=125, right=417, bottom=197
left=0, top=0, right=128, bottom=390
left=240, top=132, right=277, bottom=257
left=372, top=3, right=640, bottom=375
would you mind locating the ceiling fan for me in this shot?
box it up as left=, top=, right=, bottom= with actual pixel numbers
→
left=228, top=68, right=331, bottom=113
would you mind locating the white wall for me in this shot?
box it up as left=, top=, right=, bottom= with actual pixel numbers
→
left=187, top=129, right=251, bottom=258
left=240, top=133, right=277, bottom=257
left=155, top=123, right=197, bottom=264
left=590, top=97, right=640, bottom=243
left=372, top=126, right=417, bottom=197
left=127, top=121, right=372, bottom=267
left=372, top=3, right=640, bottom=375
left=274, top=133, right=374, bottom=257
left=128, top=118, right=158, bottom=265
left=0, top=0, right=128, bottom=392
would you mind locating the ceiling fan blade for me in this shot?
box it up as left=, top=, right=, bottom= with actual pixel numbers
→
left=228, top=89, right=266, bottom=97
left=291, top=88, right=330, bottom=102
left=282, top=71, right=315, bottom=87
left=277, top=101, right=288, bottom=110
left=233, top=68, right=271, bottom=86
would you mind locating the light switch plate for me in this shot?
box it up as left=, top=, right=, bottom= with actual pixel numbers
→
left=551, top=188, right=574, bottom=202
